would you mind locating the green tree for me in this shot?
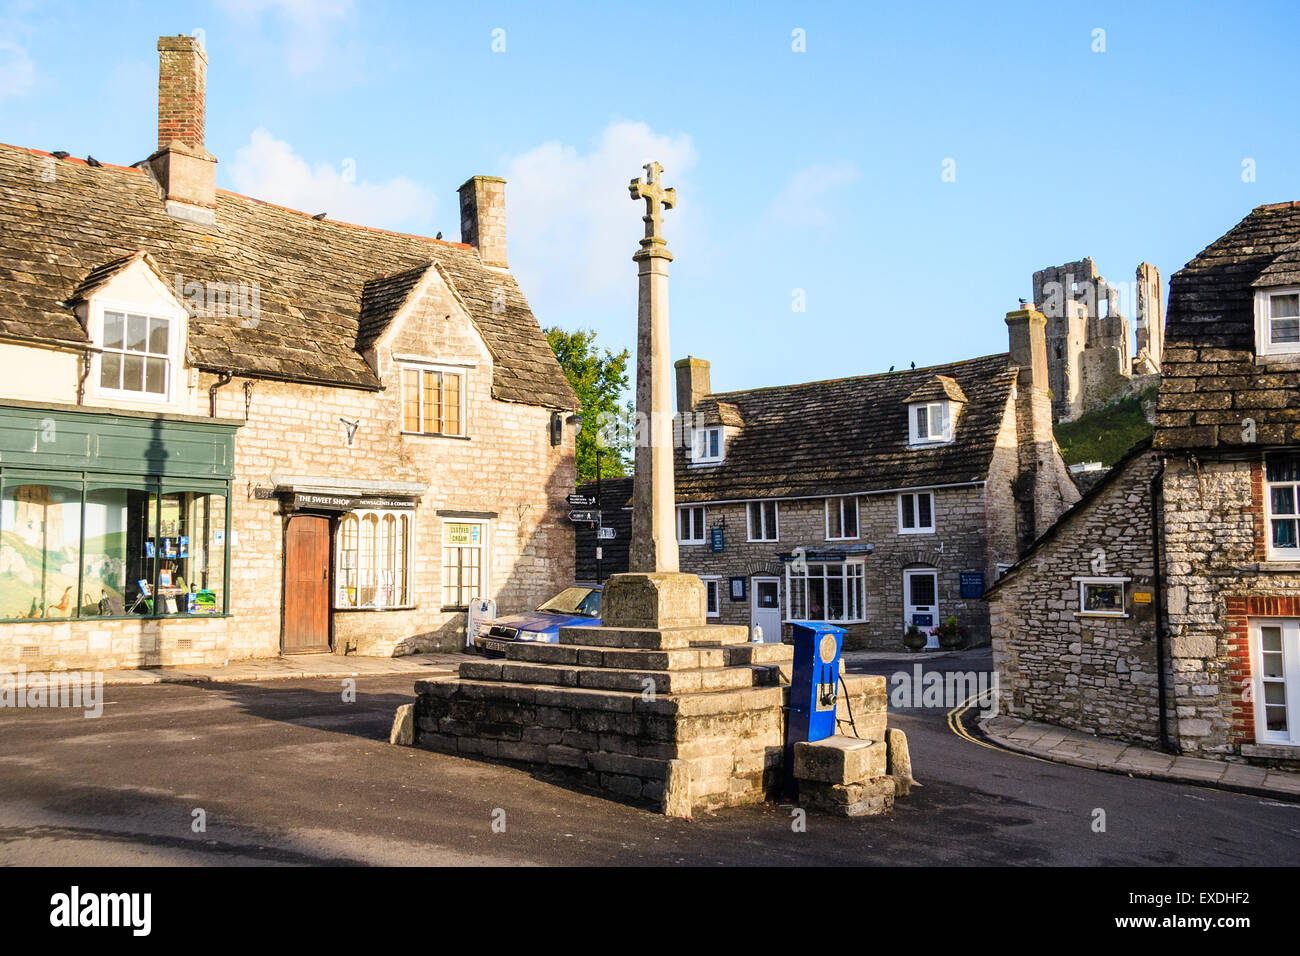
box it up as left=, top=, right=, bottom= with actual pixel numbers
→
left=545, top=327, right=632, bottom=483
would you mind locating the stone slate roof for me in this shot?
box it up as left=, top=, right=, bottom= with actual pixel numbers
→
left=0, top=144, right=576, bottom=409
left=1156, top=201, right=1300, bottom=449
left=904, top=374, right=967, bottom=405
left=675, top=352, right=1016, bottom=502
left=694, top=399, right=744, bottom=428
left=357, top=263, right=429, bottom=353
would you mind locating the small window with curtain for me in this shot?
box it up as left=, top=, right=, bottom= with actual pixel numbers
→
left=401, top=365, right=465, bottom=437
left=1256, top=289, right=1300, bottom=357
left=1266, top=453, right=1300, bottom=558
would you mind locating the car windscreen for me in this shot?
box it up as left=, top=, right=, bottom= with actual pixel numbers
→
left=537, top=587, right=601, bottom=617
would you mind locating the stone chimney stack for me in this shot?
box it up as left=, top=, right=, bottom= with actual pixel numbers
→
left=675, top=356, right=711, bottom=413
left=1006, top=306, right=1070, bottom=550
left=458, top=176, right=508, bottom=268
left=145, top=35, right=217, bottom=225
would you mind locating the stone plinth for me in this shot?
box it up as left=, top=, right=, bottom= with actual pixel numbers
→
left=793, top=732, right=902, bottom=817
left=411, top=627, right=894, bottom=817
left=601, top=572, right=706, bottom=629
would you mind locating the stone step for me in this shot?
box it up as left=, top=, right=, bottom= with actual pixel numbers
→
left=558, top=624, right=751, bottom=650
left=460, top=658, right=777, bottom=694
left=505, top=641, right=728, bottom=671
left=725, top=643, right=794, bottom=665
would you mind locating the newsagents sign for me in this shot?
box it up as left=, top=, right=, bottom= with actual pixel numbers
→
left=285, top=492, right=419, bottom=512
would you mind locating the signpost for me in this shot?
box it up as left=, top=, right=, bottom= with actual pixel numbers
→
left=567, top=494, right=596, bottom=508
left=569, top=509, right=601, bottom=523
left=597, top=527, right=616, bottom=540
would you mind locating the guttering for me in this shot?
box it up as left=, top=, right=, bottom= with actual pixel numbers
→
left=1150, top=456, right=1177, bottom=754
left=209, top=371, right=234, bottom=417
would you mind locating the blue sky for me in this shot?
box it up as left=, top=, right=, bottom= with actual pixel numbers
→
left=3, top=0, right=1298, bottom=395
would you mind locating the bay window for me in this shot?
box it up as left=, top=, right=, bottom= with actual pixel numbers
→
left=786, top=560, right=866, bottom=623
left=336, top=509, right=413, bottom=609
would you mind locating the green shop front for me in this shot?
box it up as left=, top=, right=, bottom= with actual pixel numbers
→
left=0, top=402, right=238, bottom=625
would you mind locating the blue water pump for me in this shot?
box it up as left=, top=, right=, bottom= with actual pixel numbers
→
left=784, top=621, right=845, bottom=797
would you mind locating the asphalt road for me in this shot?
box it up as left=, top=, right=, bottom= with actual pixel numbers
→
left=0, top=651, right=1297, bottom=866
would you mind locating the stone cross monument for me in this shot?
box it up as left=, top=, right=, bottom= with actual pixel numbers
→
left=628, top=161, right=678, bottom=574
left=601, top=162, right=706, bottom=629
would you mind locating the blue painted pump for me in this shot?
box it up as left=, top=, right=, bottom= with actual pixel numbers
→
left=784, top=621, right=846, bottom=798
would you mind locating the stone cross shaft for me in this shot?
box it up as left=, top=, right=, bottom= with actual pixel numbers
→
left=628, top=162, right=678, bottom=573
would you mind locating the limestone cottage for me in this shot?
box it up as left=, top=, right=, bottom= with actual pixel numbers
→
left=990, top=201, right=1300, bottom=768
left=0, top=35, right=577, bottom=671
left=671, top=309, right=1078, bottom=650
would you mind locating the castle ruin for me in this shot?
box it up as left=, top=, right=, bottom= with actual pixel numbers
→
left=1031, top=258, right=1165, bottom=422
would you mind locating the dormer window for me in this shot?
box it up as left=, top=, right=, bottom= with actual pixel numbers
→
left=910, top=401, right=951, bottom=444
left=692, top=426, right=724, bottom=464
left=1256, top=289, right=1300, bottom=357
left=100, top=310, right=172, bottom=397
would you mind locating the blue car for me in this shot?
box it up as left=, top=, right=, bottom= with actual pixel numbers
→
left=474, top=585, right=602, bottom=657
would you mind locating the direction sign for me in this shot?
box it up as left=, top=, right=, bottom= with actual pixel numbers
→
left=567, top=494, right=596, bottom=507
left=569, top=509, right=601, bottom=523
left=597, top=527, right=616, bottom=540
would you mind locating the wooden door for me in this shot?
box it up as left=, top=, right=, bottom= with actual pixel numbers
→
left=284, top=515, right=331, bottom=653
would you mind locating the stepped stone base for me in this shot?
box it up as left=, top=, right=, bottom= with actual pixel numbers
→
left=793, top=732, right=911, bottom=817
left=411, top=618, right=891, bottom=817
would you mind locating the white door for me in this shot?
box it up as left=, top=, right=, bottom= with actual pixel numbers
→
left=904, top=568, right=940, bottom=649
left=752, top=577, right=782, bottom=643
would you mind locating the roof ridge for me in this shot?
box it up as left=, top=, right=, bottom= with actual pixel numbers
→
left=702, top=351, right=1012, bottom=402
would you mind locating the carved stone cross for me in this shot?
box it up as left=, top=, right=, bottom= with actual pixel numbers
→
left=629, top=161, right=676, bottom=245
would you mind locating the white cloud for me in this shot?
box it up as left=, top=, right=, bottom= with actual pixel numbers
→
left=216, top=0, right=354, bottom=74
left=229, top=127, right=436, bottom=232
left=0, top=38, right=34, bottom=101
left=764, top=160, right=861, bottom=231
left=501, top=120, right=697, bottom=310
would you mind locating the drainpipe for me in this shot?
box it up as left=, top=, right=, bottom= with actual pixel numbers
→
left=1150, top=457, right=1177, bottom=754
left=77, top=348, right=93, bottom=405
left=209, top=371, right=233, bottom=417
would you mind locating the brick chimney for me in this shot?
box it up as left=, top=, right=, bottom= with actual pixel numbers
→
left=144, top=35, right=217, bottom=225
left=675, top=356, right=711, bottom=413
left=458, top=176, right=508, bottom=268
left=1005, top=306, right=1071, bottom=549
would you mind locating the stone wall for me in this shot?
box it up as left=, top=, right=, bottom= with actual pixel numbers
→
left=1161, top=454, right=1300, bottom=762
left=0, top=269, right=575, bottom=671
left=678, top=484, right=1006, bottom=651
left=990, top=446, right=1164, bottom=745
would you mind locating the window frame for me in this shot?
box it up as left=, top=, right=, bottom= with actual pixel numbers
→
left=400, top=363, right=468, bottom=438
left=691, top=426, right=725, bottom=464
left=89, top=297, right=186, bottom=406
left=1265, top=453, right=1300, bottom=560
left=701, top=576, right=721, bottom=618
left=909, top=401, right=951, bottom=444
left=1073, top=575, right=1130, bottom=618
left=335, top=508, right=415, bottom=611
left=825, top=496, right=860, bottom=541
left=898, top=491, right=936, bottom=535
left=746, top=500, right=779, bottom=542
left=440, top=518, right=489, bottom=611
left=1255, top=287, right=1300, bottom=358
left=677, top=505, right=707, bottom=545
left=1251, top=618, right=1300, bottom=745
left=785, top=559, right=868, bottom=624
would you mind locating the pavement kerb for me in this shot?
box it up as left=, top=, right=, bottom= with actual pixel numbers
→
left=977, top=715, right=1300, bottom=804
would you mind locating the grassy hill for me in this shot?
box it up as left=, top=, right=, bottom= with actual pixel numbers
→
left=1053, top=385, right=1158, bottom=467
